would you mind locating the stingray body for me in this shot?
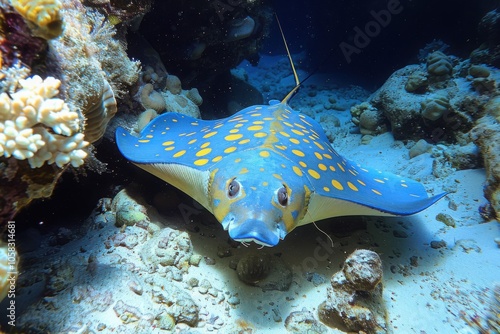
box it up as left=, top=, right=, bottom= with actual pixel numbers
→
left=116, top=99, right=446, bottom=246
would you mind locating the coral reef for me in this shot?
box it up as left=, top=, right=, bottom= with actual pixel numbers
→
left=48, top=7, right=139, bottom=143
left=0, top=2, right=142, bottom=221
left=285, top=309, right=328, bottom=333
left=405, top=69, right=428, bottom=92
left=139, top=227, right=193, bottom=271
left=318, top=249, right=388, bottom=333
left=420, top=91, right=450, bottom=121
left=470, top=9, right=500, bottom=67
left=350, top=102, right=387, bottom=135
left=426, top=51, right=453, bottom=79
left=139, top=73, right=202, bottom=119
left=470, top=96, right=500, bottom=220
left=135, top=108, right=157, bottom=132
left=0, top=75, right=88, bottom=168
left=111, top=188, right=150, bottom=228
left=140, top=83, right=165, bottom=112
left=9, top=0, right=64, bottom=39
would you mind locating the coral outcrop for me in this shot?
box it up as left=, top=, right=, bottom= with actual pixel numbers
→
left=470, top=9, right=500, bottom=67
left=471, top=96, right=500, bottom=220
left=139, top=73, right=202, bottom=119
left=48, top=7, right=139, bottom=143
left=0, top=1, right=142, bottom=222
left=0, top=75, right=88, bottom=168
left=9, top=0, right=64, bottom=39
left=318, top=249, right=387, bottom=333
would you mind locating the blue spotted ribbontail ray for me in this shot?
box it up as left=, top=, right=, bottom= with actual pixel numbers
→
left=115, top=20, right=446, bottom=247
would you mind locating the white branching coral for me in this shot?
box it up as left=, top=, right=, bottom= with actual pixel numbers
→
left=0, top=75, right=89, bottom=168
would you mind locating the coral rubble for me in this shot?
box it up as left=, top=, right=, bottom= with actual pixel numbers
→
left=318, top=249, right=388, bottom=333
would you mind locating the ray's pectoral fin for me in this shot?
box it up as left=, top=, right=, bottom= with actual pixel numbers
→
left=115, top=118, right=212, bottom=211
left=302, top=162, right=447, bottom=225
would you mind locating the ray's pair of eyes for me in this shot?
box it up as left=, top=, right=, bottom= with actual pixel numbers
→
left=227, top=179, right=289, bottom=206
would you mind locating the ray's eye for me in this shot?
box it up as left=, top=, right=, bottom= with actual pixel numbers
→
left=277, top=186, right=288, bottom=206
left=228, top=179, right=240, bottom=198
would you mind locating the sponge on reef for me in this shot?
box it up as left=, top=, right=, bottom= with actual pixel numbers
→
left=0, top=75, right=89, bottom=168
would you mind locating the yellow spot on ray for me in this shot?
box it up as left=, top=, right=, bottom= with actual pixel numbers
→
left=188, top=139, right=197, bottom=144
left=294, top=123, right=306, bottom=129
left=203, top=131, right=217, bottom=138
left=292, top=166, right=303, bottom=176
left=162, top=141, right=175, bottom=146
left=196, top=148, right=212, bottom=157
left=146, top=135, right=153, bottom=138
left=194, top=159, right=209, bottom=166
left=239, top=167, right=249, bottom=174
left=299, top=161, right=307, bottom=168
left=224, top=146, right=237, bottom=153
left=292, top=149, right=305, bottom=157
left=164, top=146, right=175, bottom=151
left=401, top=183, right=408, bottom=188
left=301, top=118, right=313, bottom=126
left=212, top=156, right=222, bottom=162
left=259, top=150, right=270, bottom=158
left=331, top=179, right=343, bottom=190
left=229, top=129, right=239, bottom=133
left=372, top=189, right=382, bottom=195
left=318, top=163, right=327, bottom=171
left=235, top=158, right=241, bottom=163
left=253, top=121, right=264, bottom=124
left=262, top=181, right=268, bottom=186
left=374, top=178, right=385, bottom=183
left=138, top=139, right=150, bottom=143
left=314, top=142, right=325, bottom=150
left=239, top=139, right=250, bottom=144
left=291, top=129, right=304, bottom=136
left=347, top=182, right=359, bottom=191
left=173, top=150, right=186, bottom=158
left=273, top=173, right=282, bottom=180
left=201, top=142, right=210, bottom=148
left=329, top=165, right=336, bottom=171
left=337, top=163, right=345, bottom=172
left=248, top=125, right=263, bottom=131
left=225, top=133, right=243, bottom=141
left=254, top=132, right=267, bottom=138
left=289, top=138, right=300, bottom=144
left=280, top=131, right=290, bottom=137
left=357, top=180, right=366, bottom=186
left=314, top=152, right=323, bottom=160
left=308, top=169, right=320, bottom=179
left=323, top=186, right=330, bottom=192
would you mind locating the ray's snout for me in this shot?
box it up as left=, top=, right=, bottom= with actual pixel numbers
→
left=223, top=215, right=281, bottom=247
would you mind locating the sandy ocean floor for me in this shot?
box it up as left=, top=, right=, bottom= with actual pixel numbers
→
left=1, top=55, right=498, bottom=333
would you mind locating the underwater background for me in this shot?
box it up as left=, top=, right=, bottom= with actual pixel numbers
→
left=0, top=0, right=499, bottom=332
